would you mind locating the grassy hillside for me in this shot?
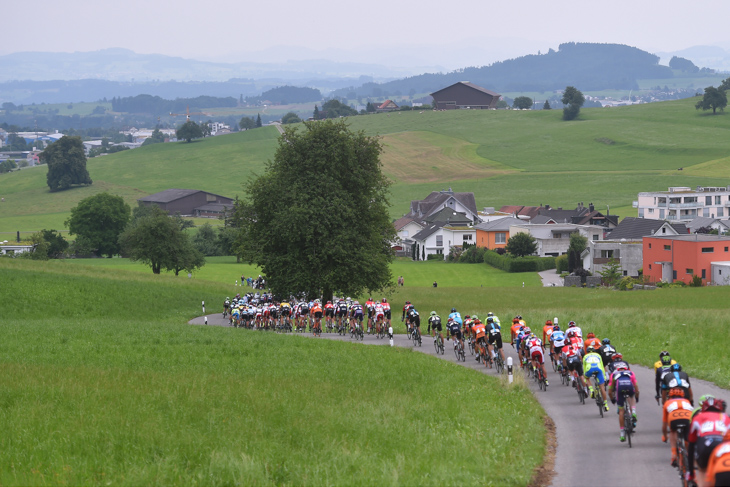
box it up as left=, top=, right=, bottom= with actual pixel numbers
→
left=3, top=97, right=730, bottom=234
left=0, top=259, right=545, bottom=486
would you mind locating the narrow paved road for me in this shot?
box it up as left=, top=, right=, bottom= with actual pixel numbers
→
left=191, top=314, right=729, bottom=487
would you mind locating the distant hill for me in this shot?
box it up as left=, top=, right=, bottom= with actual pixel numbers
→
left=333, top=43, right=677, bottom=98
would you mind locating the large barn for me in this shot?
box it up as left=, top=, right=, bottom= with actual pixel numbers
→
left=430, top=81, right=501, bottom=110
left=138, top=189, right=234, bottom=217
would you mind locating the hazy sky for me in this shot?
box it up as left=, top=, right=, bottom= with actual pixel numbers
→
left=5, top=0, right=730, bottom=67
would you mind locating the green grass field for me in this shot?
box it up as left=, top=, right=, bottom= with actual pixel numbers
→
left=3, top=97, right=730, bottom=233
left=0, top=259, right=545, bottom=486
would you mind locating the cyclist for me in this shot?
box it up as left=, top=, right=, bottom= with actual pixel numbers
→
left=662, top=363, right=693, bottom=405
left=705, top=427, right=730, bottom=487
left=311, top=300, right=323, bottom=333
left=336, top=298, right=348, bottom=331
left=381, top=298, right=392, bottom=328
left=599, top=338, right=617, bottom=368
left=550, top=325, right=567, bottom=375
left=374, top=300, right=385, bottom=335
left=527, top=332, right=549, bottom=385
left=428, top=311, right=444, bottom=345
left=324, top=300, right=335, bottom=330
left=607, top=352, right=630, bottom=376
left=510, top=317, right=522, bottom=346
left=583, top=332, right=601, bottom=353
left=655, top=350, right=677, bottom=404
left=446, top=315, right=464, bottom=352
left=231, top=303, right=240, bottom=326
left=401, top=301, right=412, bottom=323
left=407, top=307, right=421, bottom=337
left=448, top=308, right=463, bottom=327
left=365, top=297, right=376, bottom=333
left=565, top=341, right=585, bottom=392
left=661, top=388, right=693, bottom=466
left=299, top=300, right=310, bottom=331
left=487, top=311, right=500, bottom=327
left=223, top=297, right=230, bottom=317
left=567, top=321, right=583, bottom=349
left=471, top=315, right=488, bottom=365
left=608, top=358, right=640, bottom=442
left=486, top=316, right=505, bottom=364
left=280, top=301, right=292, bottom=329
left=542, top=319, right=554, bottom=344
left=583, top=346, right=609, bottom=412
left=687, top=397, right=730, bottom=486
left=350, top=300, right=364, bottom=334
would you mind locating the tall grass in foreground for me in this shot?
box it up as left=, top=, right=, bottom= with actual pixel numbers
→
left=0, top=260, right=544, bottom=486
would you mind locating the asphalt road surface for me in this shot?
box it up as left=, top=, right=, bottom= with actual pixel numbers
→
left=191, top=314, right=729, bottom=487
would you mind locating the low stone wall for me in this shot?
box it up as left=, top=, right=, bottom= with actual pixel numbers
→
left=586, top=276, right=602, bottom=288
left=563, top=276, right=582, bottom=287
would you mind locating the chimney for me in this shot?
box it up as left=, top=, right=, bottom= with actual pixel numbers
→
left=589, top=202, right=594, bottom=212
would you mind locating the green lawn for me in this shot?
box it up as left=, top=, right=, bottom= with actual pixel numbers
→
left=0, top=259, right=545, bottom=486
left=4, top=97, right=730, bottom=232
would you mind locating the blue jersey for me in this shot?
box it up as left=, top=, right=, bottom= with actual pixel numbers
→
left=448, top=312, right=463, bottom=325
left=551, top=331, right=566, bottom=346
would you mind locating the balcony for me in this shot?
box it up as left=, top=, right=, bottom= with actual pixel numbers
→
left=594, top=257, right=620, bottom=265
left=667, top=202, right=701, bottom=208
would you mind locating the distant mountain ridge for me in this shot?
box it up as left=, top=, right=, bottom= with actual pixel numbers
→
left=333, top=43, right=679, bottom=98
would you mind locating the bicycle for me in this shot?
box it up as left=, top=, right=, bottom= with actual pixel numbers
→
left=453, top=339, right=466, bottom=362
left=433, top=334, right=445, bottom=355
left=550, top=353, right=559, bottom=373
left=574, top=373, right=586, bottom=404
left=467, top=336, right=475, bottom=356
left=675, top=425, right=696, bottom=487
left=592, top=376, right=605, bottom=418
left=412, top=327, right=422, bottom=347
left=622, top=390, right=635, bottom=448
left=494, top=350, right=504, bottom=374
left=536, top=364, right=548, bottom=391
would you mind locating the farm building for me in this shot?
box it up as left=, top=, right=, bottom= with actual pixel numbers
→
left=430, top=82, right=501, bottom=110
left=137, top=189, right=234, bottom=217
left=376, top=100, right=399, bottom=112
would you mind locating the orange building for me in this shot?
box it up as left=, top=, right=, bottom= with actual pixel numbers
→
left=643, top=234, right=730, bottom=285
left=474, top=217, right=523, bottom=249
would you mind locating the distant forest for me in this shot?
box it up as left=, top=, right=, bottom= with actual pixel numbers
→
left=333, top=43, right=680, bottom=98
left=111, top=95, right=237, bottom=115
left=245, top=86, right=322, bottom=105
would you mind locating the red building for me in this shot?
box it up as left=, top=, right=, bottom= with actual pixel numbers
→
left=643, top=234, right=730, bottom=285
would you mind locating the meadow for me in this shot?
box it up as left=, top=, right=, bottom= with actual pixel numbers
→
left=3, top=97, right=730, bottom=234
left=0, top=259, right=545, bottom=486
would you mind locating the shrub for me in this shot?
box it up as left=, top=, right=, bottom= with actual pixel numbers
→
left=427, top=253, right=443, bottom=261
left=617, top=276, right=634, bottom=290
left=483, top=249, right=556, bottom=273
left=556, top=254, right=568, bottom=273
left=689, top=274, right=703, bottom=287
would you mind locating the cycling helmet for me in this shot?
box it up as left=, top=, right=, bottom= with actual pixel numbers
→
left=405, top=300, right=410, bottom=305
left=668, top=388, right=686, bottom=398
left=701, top=397, right=727, bottom=413
left=552, top=325, right=560, bottom=331
left=226, top=297, right=230, bottom=300
left=451, top=308, right=457, bottom=313
left=698, top=394, right=715, bottom=408
left=587, top=332, right=595, bottom=339
left=487, top=317, right=494, bottom=323
left=602, top=338, right=611, bottom=345
left=671, top=363, right=682, bottom=373
left=517, top=315, right=523, bottom=320
left=524, top=327, right=531, bottom=334
left=615, top=363, right=629, bottom=371
left=430, top=311, right=437, bottom=317
left=369, top=297, right=372, bottom=301
left=512, top=318, right=520, bottom=324
left=472, top=314, right=479, bottom=321
left=546, top=320, right=553, bottom=326
left=568, top=321, right=576, bottom=327
left=382, top=298, right=387, bottom=303
left=487, top=312, right=494, bottom=317
left=660, top=354, right=672, bottom=366
left=586, top=346, right=597, bottom=353
left=464, top=315, right=470, bottom=320
left=612, top=353, right=623, bottom=361
left=327, top=300, right=332, bottom=304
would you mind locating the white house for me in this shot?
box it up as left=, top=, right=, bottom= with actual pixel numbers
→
left=411, top=222, right=476, bottom=260
left=635, top=186, right=730, bottom=221
left=510, top=223, right=607, bottom=257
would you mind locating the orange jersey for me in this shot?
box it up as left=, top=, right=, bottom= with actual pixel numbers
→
left=311, top=304, right=323, bottom=314
left=543, top=325, right=554, bottom=343
left=472, top=322, right=486, bottom=339
left=706, top=440, right=730, bottom=486
left=511, top=323, right=522, bottom=340
left=583, top=337, right=601, bottom=353
left=662, top=398, right=693, bottom=425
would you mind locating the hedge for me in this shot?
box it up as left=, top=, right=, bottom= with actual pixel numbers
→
left=556, top=254, right=568, bottom=273
left=483, top=249, right=556, bottom=273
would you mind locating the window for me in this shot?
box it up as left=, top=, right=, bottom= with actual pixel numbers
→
left=649, top=243, right=652, bottom=249
left=716, top=196, right=722, bottom=205
left=436, top=248, right=443, bottom=255
left=623, top=270, right=627, bottom=276
left=662, top=227, right=667, bottom=234
left=703, top=208, right=710, bottom=217
left=664, top=245, right=671, bottom=250
left=601, top=250, right=614, bottom=258
left=639, top=209, right=645, bottom=217
left=725, top=247, right=729, bottom=252
left=659, top=209, right=665, bottom=219
left=553, top=233, right=562, bottom=239
left=673, top=270, right=677, bottom=280
left=495, top=232, right=506, bottom=244
left=592, top=234, right=599, bottom=241
left=686, top=268, right=693, bottom=275
left=649, top=264, right=652, bottom=270
left=706, top=196, right=712, bottom=205
left=702, top=269, right=706, bottom=279
left=701, top=247, right=714, bottom=253
left=436, top=235, right=443, bottom=247
left=648, top=208, right=654, bottom=214
left=401, top=230, right=409, bottom=237
left=719, top=208, right=724, bottom=217
left=463, top=234, right=472, bottom=241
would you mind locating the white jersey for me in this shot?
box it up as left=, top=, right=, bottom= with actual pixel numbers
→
left=570, top=326, right=583, bottom=338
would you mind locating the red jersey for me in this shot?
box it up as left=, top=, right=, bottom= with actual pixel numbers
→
left=382, top=302, right=390, bottom=311
left=689, top=411, right=730, bottom=443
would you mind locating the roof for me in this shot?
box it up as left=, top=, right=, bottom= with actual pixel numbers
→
left=378, top=100, right=398, bottom=109
left=423, top=207, right=472, bottom=225
left=411, top=221, right=448, bottom=241
left=606, top=217, right=687, bottom=240
left=407, top=190, right=479, bottom=221
left=138, top=189, right=232, bottom=204
left=474, top=217, right=523, bottom=232
left=686, top=216, right=723, bottom=233
left=512, top=223, right=589, bottom=240
left=499, top=205, right=543, bottom=219
left=393, top=216, right=422, bottom=231
left=647, top=234, right=730, bottom=242
left=430, top=81, right=500, bottom=98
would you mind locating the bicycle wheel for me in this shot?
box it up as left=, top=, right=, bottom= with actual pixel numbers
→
left=439, top=339, right=445, bottom=355
left=453, top=343, right=460, bottom=360
left=624, top=404, right=633, bottom=448
left=578, top=383, right=585, bottom=404
left=460, top=347, right=466, bottom=362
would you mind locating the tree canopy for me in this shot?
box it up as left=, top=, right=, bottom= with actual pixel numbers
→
left=66, top=192, right=130, bottom=257
left=281, top=112, right=302, bottom=124
left=320, top=99, right=358, bottom=119
left=176, top=121, right=204, bottom=142
left=561, top=86, right=585, bottom=121
left=567, top=232, right=588, bottom=272
left=235, top=119, right=395, bottom=300
left=119, top=205, right=205, bottom=275
left=239, top=117, right=256, bottom=130
left=40, top=135, right=93, bottom=191
left=695, top=86, right=727, bottom=114
left=505, top=232, right=537, bottom=257
left=513, top=96, right=533, bottom=109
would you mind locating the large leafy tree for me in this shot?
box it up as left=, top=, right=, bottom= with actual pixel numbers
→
left=176, top=121, right=204, bottom=143
left=66, top=192, right=130, bottom=257
left=561, top=86, right=585, bottom=121
left=695, top=86, right=727, bottom=114
left=505, top=232, right=537, bottom=257
left=119, top=205, right=204, bottom=275
left=239, top=117, right=256, bottom=130
left=40, top=135, right=92, bottom=191
left=513, top=96, right=533, bottom=109
left=237, top=119, right=395, bottom=300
